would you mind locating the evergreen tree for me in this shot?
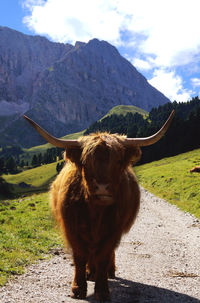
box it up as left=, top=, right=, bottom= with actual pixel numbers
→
left=20, top=160, right=25, bottom=168
left=31, top=154, right=38, bottom=167
left=0, top=176, right=10, bottom=196
left=38, top=153, right=43, bottom=165
left=5, top=157, right=17, bottom=173
left=0, top=157, right=5, bottom=174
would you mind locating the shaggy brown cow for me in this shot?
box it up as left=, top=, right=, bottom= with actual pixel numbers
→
left=24, top=111, right=174, bottom=302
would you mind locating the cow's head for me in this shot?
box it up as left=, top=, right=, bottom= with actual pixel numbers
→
left=63, top=132, right=142, bottom=205
left=24, top=111, right=174, bottom=205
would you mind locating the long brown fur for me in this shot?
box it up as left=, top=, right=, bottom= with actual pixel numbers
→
left=51, top=132, right=141, bottom=301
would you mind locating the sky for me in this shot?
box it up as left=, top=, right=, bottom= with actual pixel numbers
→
left=1, top=0, right=200, bottom=103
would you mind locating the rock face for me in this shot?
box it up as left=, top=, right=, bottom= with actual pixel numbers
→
left=0, top=27, right=169, bottom=147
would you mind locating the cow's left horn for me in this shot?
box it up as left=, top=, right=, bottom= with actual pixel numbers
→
left=23, top=115, right=80, bottom=148
left=124, top=110, right=175, bottom=147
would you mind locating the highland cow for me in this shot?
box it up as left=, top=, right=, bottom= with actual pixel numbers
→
left=24, top=110, right=174, bottom=301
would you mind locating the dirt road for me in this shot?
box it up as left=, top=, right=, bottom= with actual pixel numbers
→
left=0, top=188, right=200, bottom=302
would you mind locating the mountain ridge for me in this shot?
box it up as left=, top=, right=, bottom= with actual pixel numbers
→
left=0, top=27, right=169, bottom=147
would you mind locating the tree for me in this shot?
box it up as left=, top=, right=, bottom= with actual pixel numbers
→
left=5, top=157, right=17, bottom=173
left=56, top=161, right=64, bottom=174
left=38, top=153, right=43, bottom=165
left=0, top=157, right=5, bottom=174
left=20, top=160, right=25, bottom=168
left=0, top=176, right=10, bottom=196
left=31, top=154, right=38, bottom=167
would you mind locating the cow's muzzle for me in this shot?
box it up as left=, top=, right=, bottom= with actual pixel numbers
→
left=93, top=181, right=114, bottom=205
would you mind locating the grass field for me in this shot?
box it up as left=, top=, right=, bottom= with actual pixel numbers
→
left=0, top=162, right=63, bottom=285
left=101, top=104, right=148, bottom=120
left=134, top=148, right=200, bottom=219
left=2, top=162, right=58, bottom=194
left=0, top=192, right=62, bottom=286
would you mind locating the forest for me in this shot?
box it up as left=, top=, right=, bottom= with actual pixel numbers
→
left=85, top=96, right=200, bottom=164
left=0, top=147, right=63, bottom=175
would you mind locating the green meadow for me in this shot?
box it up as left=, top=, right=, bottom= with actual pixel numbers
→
left=0, top=192, right=62, bottom=286
left=101, top=105, right=148, bottom=119
left=0, top=147, right=200, bottom=286
left=0, top=162, right=63, bottom=285
left=2, top=161, right=58, bottom=194
left=134, top=148, right=200, bottom=218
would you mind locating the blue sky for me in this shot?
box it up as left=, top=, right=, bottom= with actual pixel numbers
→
left=1, top=0, right=200, bottom=102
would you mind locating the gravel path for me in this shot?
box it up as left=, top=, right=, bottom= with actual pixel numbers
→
left=0, top=188, right=200, bottom=303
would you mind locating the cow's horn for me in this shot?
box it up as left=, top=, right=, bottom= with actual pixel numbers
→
left=124, top=110, right=175, bottom=147
left=23, top=115, right=80, bottom=148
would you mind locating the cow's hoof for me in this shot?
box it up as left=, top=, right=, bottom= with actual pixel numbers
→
left=71, top=284, right=87, bottom=299
left=95, top=291, right=110, bottom=302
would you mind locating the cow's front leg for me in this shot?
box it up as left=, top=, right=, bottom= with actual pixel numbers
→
left=95, top=259, right=110, bottom=302
left=71, top=253, right=87, bottom=299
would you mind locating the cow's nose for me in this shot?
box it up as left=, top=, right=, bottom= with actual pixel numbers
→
left=94, top=181, right=110, bottom=195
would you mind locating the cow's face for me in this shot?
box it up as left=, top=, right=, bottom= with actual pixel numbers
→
left=65, top=133, right=141, bottom=205
left=82, top=141, right=123, bottom=205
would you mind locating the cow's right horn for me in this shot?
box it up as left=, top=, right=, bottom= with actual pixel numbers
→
left=23, top=115, right=81, bottom=148
left=124, top=110, right=175, bottom=147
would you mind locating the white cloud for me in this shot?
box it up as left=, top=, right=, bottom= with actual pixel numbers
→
left=22, top=0, right=124, bottom=44
left=117, top=0, right=200, bottom=67
left=191, top=78, right=200, bottom=88
left=22, top=0, right=200, bottom=68
left=148, top=69, right=192, bottom=102
left=131, top=58, right=152, bottom=71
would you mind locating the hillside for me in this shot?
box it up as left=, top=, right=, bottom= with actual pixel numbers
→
left=135, top=148, right=200, bottom=219
left=0, top=26, right=169, bottom=147
left=2, top=161, right=58, bottom=194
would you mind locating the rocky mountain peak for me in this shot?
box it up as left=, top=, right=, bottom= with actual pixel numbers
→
left=0, top=27, right=169, bottom=147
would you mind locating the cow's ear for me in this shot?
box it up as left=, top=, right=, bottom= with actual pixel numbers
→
left=64, top=147, right=82, bottom=164
left=124, top=146, right=141, bottom=166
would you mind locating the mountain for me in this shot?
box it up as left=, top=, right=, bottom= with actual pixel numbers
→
left=0, top=26, right=170, bottom=147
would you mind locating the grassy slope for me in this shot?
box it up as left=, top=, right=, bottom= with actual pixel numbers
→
left=0, top=162, right=63, bottom=285
left=0, top=192, right=62, bottom=286
left=135, top=148, right=200, bottom=219
left=101, top=105, right=148, bottom=119
left=2, top=162, right=58, bottom=194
